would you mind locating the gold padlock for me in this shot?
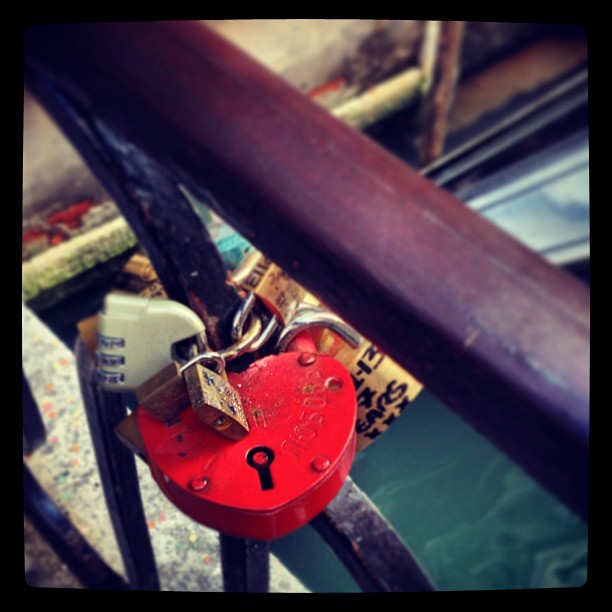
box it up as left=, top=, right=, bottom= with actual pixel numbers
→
left=135, top=352, right=249, bottom=441
left=232, top=251, right=307, bottom=324
left=181, top=355, right=249, bottom=441
left=315, top=331, right=423, bottom=451
left=114, top=252, right=169, bottom=298
left=135, top=361, right=190, bottom=422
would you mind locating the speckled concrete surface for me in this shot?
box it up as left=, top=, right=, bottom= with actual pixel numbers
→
left=22, top=302, right=309, bottom=593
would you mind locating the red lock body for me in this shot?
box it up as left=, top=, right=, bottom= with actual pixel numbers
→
left=138, top=351, right=356, bottom=540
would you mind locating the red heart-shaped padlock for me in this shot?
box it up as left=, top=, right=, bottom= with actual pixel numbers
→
left=138, top=350, right=356, bottom=540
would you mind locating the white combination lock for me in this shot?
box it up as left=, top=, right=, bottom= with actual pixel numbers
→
left=96, top=293, right=206, bottom=391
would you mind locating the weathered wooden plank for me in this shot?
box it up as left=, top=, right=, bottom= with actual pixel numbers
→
left=22, top=216, right=137, bottom=303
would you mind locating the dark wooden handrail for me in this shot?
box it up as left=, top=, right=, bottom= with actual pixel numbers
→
left=25, top=21, right=589, bottom=520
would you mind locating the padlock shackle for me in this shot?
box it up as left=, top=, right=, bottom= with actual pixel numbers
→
left=231, top=291, right=281, bottom=355
left=221, top=312, right=263, bottom=361
left=179, top=351, right=225, bottom=375
left=231, top=292, right=257, bottom=342
left=277, top=307, right=362, bottom=353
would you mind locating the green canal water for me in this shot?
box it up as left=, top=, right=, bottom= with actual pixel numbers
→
left=270, top=389, right=588, bottom=592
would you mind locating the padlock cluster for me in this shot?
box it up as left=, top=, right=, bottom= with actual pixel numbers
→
left=95, top=287, right=361, bottom=539
left=94, top=252, right=423, bottom=539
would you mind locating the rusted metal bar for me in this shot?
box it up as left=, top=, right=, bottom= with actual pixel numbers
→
left=219, top=535, right=270, bottom=593
left=24, top=67, right=240, bottom=350
left=23, top=462, right=129, bottom=590
left=25, top=22, right=589, bottom=520
left=75, top=337, right=160, bottom=591
left=311, top=477, right=435, bottom=592
left=22, top=370, right=46, bottom=456
left=419, top=21, right=466, bottom=166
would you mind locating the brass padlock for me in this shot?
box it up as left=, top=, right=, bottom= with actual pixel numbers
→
left=135, top=352, right=249, bottom=441
left=232, top=251, right=307, bottom=324
left=135, top=361, right=190, bottom=422
left=182, top=355, right=249, bottom=441
left=315, top=331, right=423, bottom=451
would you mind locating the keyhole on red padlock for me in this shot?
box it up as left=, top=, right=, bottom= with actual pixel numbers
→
left=246, top=446, right=275, bottom=491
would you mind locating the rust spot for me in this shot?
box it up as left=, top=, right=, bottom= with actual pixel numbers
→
left=325, top=376, right=343, bottom=391
left=251, top=408, right=268, bottom=428
left=187, top=293, right=223, bottom=349
left=308, top=77, right=347, bottom=99
left=140, top=200, right=152, bottom=223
